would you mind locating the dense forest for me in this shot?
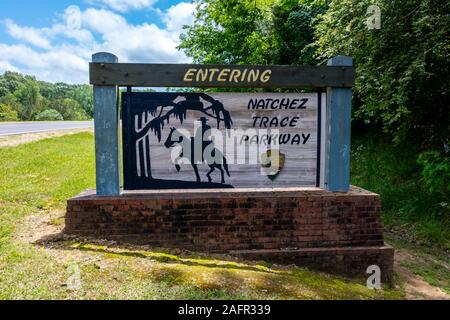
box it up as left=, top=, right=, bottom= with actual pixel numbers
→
left=0, top=71, right=93, bottom=122
left=179, top=0, right=449, bottom=243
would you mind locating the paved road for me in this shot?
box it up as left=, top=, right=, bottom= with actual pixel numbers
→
left=0, top=121, right=94, bottom=136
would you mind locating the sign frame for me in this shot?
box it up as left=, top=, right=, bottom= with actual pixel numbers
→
left=90, top=52, right=354, bottom=195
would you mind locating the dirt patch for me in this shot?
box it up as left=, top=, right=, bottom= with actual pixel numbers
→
left=15, top=209, right=119, bottom=273
left=0, top=128, right=93, bottom=148
left=394, top=249, right=449, bottom=300
left=17, top=209, right=66, bottom=245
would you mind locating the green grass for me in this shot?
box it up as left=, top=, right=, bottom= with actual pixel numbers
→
left=0, top=132, right=95, bottom=208
left=0, top=132, right=405, bottom=300
left=351, top=134, right=450, bottom=248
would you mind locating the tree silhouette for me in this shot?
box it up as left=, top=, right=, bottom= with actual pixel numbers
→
left=133, top=93, right=233, bottom=180
left=136, top=93, right=232, bottom=142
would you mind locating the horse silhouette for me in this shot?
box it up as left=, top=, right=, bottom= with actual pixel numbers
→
left=164, top=127, right=230, bottom=184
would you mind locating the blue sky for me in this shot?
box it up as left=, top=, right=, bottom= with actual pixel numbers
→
left=0, top=0, right=196, bottom=83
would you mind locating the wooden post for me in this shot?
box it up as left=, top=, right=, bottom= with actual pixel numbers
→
left=325, top=56, right=353, bottom=192
left=92, top=52, right=120, bottom=196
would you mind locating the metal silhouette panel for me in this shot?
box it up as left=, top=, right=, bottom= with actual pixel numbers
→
left=122, top=92, right=325, bottom=190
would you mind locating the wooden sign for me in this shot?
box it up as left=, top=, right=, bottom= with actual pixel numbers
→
left=122, top=92, right=326, bottom=190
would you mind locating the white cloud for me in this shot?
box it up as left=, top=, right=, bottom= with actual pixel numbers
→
left=4, top=19, right=52, bottom=49
left=0, top=2, right=196, bottom=83
left=90, top=0, right=158, bottom=12
left=79, top=8, right=190, bottom=63
left=0, top=60, right=18, bottom=73
left=0, top=43, right=90, bottom=83
left=82, top=8, right=129, bottom=35
left=163, top=2, right=196, bottom=36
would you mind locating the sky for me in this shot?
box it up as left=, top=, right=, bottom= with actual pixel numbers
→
left=0, top=0, right=196, bottom=84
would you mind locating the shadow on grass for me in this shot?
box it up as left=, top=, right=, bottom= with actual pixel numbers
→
left=33, top=232, right=279, bottom=275
left=31, top=233, right=404, bottom=299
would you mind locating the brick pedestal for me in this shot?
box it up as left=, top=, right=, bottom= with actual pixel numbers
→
left=65, top=186, right=394, bottom=282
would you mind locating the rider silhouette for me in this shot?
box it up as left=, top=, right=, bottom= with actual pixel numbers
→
left=194, top=117, right=213, bottom=162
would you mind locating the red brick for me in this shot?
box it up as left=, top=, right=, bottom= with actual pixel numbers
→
left=65, top=187, right=392, bottom=280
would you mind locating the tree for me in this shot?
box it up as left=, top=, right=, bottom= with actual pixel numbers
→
left=2, top=71, right=26, bottom=93
left=0, top=79, right=10, bottom=97
left=314, top=0, right=449, bottom=147
left=179, top=0, right=276, bottom=64
left=67, top=85, right=94, bottom=117
left=14, top=79, right=41, bottom=120
left=179, top=0, right=327, bottom=67
left=0, top=71, right=94, bottom=121
left=271, top=0, right=327, bottom=65
left=0, top=94, right=21, bottom=116
left=137, top=93, right=232, bottom=141
left=39, top=81, right=94, bottom=118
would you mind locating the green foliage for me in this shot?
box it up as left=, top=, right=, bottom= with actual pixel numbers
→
left=0, top=83, right=9, bottom=97
left=271, top=0, right=327, bottom=65
left=50, top=98, right=89, bottom=121
left=0, top=71, right=28, bottom=94
left=0, top=72, right=93, bottom=121
left=39, top=82, right=94, bottom=117
left=0, top=94, right=21, bottom=115
left=34, top=109, right=64, bottom=121
left=314, top=0, right=449, bottom=146
left=351, top=134, right=449, bottom=246
left=67, top=85, right=94, bottom=117
left=179, top=0, right=327, bottom=66
left=14, top=79, right=41, bottom=120
left=0, top=103, right=18, bottom=121
left=179, top=0, right=276, bottom=64
left=417, top=151, right=450, bottom=194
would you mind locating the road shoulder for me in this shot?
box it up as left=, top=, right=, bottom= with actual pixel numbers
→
left=0, top=128, right=94, bottom=148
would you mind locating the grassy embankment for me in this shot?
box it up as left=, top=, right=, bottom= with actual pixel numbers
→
left=351, top=135, right=449, bottom=248
left=0, top=132, right=407, bottom=299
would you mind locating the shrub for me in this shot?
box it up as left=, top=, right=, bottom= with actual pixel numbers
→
left=50, top=98, right=89, bottom=120
left=34, top=109, right=64, bottom=121
left=417, top=150, right=450, bottom=195
left=0, top=103, right=18, bottom=121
